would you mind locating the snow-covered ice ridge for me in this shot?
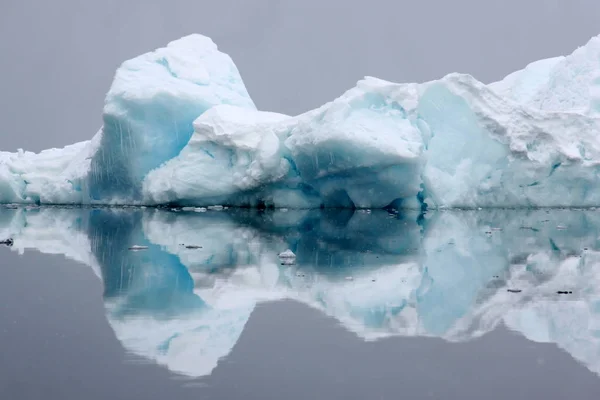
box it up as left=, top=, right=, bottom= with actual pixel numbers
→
left=3, top=207, right=600, bottom=377
left=2, top=34, right=600, bottom=208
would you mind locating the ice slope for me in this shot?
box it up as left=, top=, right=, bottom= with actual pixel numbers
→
left=2, top=33, right=600, bottom=208
left=529, top=35, right=600, bottom=113
left=490, top=34, right=600, bottom=113
left=4, top=207, right=600, bottom=377
left=489, top=57, right=565, bottom=104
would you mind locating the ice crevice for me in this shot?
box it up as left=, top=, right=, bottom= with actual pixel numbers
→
left=2, top=33, right=600, bottom=208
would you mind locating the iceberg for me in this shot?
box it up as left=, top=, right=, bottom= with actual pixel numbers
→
left=2, top=33, right=600, bottom=208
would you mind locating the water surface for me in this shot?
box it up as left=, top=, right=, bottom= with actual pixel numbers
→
left=1, top=206, right=600, bottom=399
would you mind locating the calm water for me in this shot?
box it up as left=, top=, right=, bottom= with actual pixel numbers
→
left=1, top=206, right=600, bottom=399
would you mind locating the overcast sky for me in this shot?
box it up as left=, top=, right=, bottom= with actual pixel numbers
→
left=2, top=0, right=600, bottom=152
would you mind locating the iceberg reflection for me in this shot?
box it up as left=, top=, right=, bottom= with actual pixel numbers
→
left=2, top=206, right=600, bottom=378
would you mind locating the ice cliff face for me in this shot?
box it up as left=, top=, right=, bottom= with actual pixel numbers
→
left=2, top=33, right=600, bottom=208
left=91, top=35, right=255, bottom=202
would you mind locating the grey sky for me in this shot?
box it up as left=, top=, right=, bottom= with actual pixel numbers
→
left=1, top=0, right=600, bottom=152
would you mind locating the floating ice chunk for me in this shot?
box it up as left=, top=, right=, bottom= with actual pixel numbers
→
left=278, top=249, right=296, bottom=259
left=278, top=249, right=296, bottom=265
left=128, top=245, right=149, bottom=251
left=3, top=33, right=600, bottom=209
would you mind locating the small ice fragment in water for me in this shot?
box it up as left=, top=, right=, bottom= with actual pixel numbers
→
left=556, top=225, right=567, bottom=230
left=181, top=207, right=195, bottom=211
left=128, top=245, right=149, bottom=251
left=195, top=207, right=207, bottom=212
left=279, top=249, right=296, bottom=259
left=208, top=205, right=224, bottom=211
left=278, top=249, right=296, bottom=265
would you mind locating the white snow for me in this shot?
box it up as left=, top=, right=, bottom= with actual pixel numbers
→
left=489, top=57, right=564, bottom=104
left=529, top=35, right=600, bottom=113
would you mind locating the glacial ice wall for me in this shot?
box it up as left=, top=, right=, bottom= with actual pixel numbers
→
left=2, top=33, right=600, bottom=208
